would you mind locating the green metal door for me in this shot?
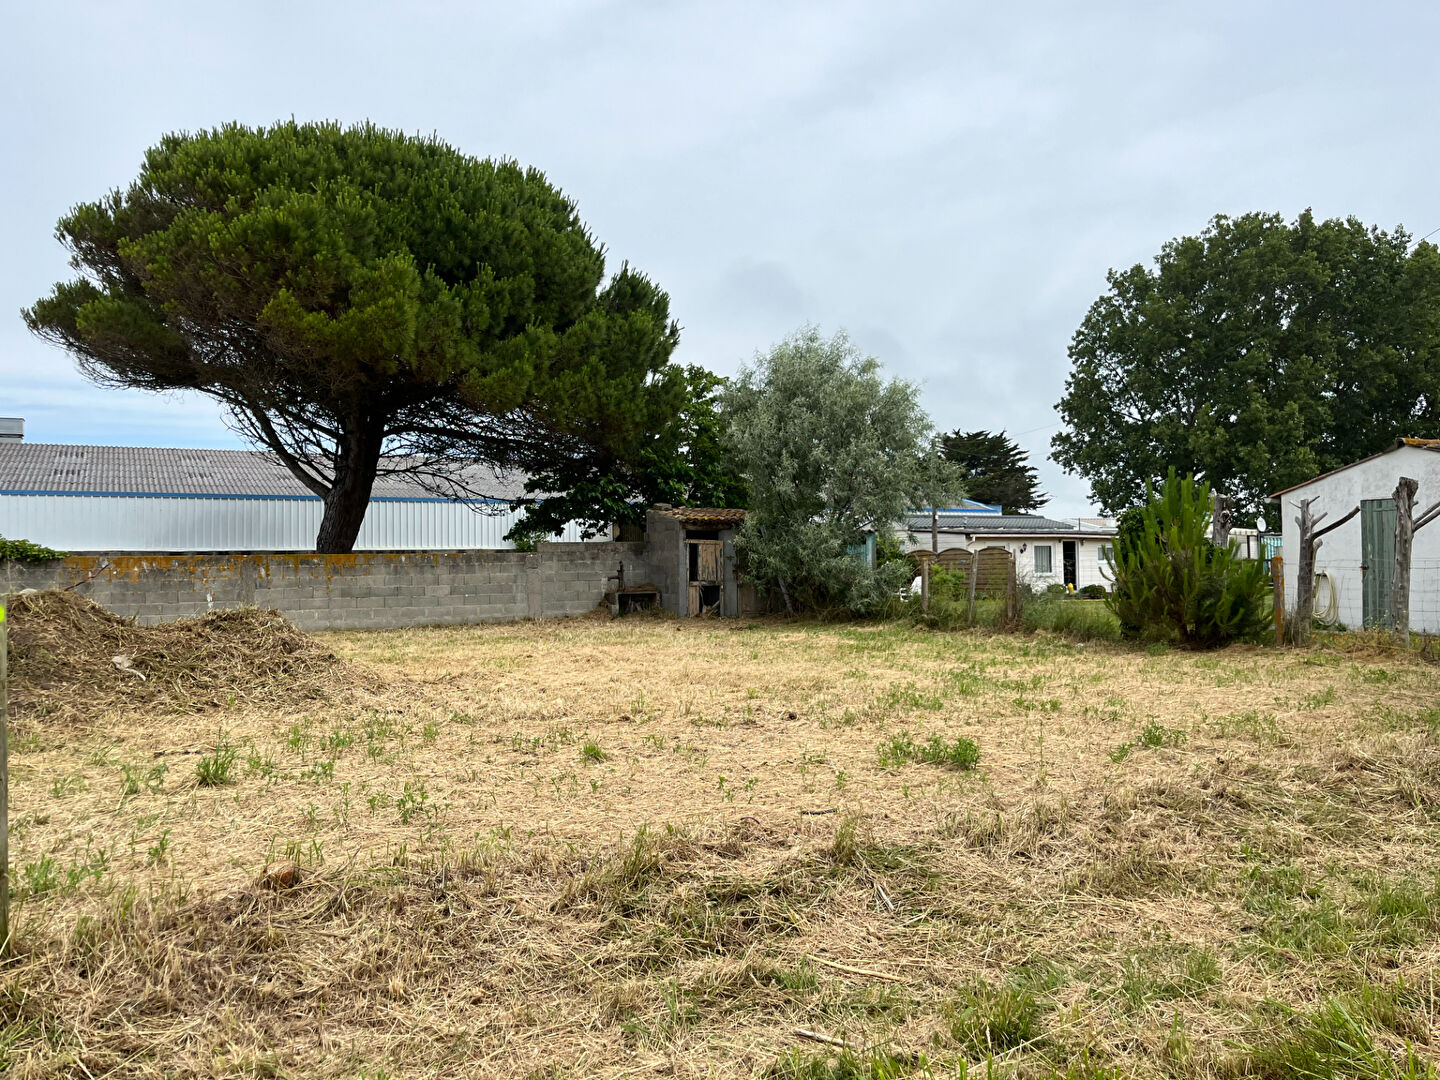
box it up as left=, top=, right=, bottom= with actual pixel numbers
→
left=1361, top=499, right=1396, bottom=628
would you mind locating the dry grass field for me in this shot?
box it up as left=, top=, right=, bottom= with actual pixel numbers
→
left=3, top=595, right=1440, bottom=1078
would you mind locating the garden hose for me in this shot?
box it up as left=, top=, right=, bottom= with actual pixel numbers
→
left=1312, top=570, right=1339, bottom=625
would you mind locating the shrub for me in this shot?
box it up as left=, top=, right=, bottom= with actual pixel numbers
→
left=1078, top=584, right=1107, bottom=599
left=1107, top=470, right=1271, bottom=648
left=0, top=535, right=67, bottom=563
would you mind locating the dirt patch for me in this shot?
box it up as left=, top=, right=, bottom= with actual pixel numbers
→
left=4, top=590, right=367, bottom=721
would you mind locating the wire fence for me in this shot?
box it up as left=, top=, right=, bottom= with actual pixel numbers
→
left=1307, top=559, right=1440, bottom=633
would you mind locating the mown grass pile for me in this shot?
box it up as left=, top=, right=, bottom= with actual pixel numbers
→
left=5, top=589, right=364, bottom=721
left=2, top=607, right=1438, bottom=1077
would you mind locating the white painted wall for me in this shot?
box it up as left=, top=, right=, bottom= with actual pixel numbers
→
left=0, top=494, right=592, bottom=552
left=898, top=532, right=1116, bottom=590
left=1278, top=445, right=1440, bottom=632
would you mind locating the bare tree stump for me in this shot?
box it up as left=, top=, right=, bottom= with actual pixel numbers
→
left=1211, top=491, right=1234, bottom=548
left=1290, top=498, right=1359, bottom=645
left=1393, top=477, right=1419, bottom=647
left=1395, top=477, right=1440, bottom=647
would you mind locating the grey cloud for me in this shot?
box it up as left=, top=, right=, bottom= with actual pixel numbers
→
left=3, top=1, right=1438, bottom=517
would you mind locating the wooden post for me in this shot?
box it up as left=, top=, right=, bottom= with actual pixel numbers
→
left=1, top=602, right=8, bottom=956
left=1270, top=555, right=1284, bottom=646
left=1004, top=551, right=1017, bottom=626
left=930, top=507, right=938, bottom=554
left=966, top=550, right=979, bottom=626
left=920, top=556, right=931, bottom=615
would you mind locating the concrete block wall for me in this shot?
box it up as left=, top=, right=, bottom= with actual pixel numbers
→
left=535, top=542, right=652, bottom=618
left=643, top=511, right=688, bottom=616
left=1, top=542, right=654, bottom=630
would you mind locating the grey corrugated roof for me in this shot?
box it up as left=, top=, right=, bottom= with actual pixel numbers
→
left=0, top=443, right=526, bottom=501
left=902, top=512, right=1116, bottom=536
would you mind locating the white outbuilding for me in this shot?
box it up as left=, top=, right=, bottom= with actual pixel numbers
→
left=0, top=439, right=593, bottom=553
left=898, top=512, right=1118, bottom=591
left=1274, top=438, right=1440, bottom=632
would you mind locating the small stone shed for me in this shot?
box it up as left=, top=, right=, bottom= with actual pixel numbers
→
left=642, top=505, right=747, bottom=617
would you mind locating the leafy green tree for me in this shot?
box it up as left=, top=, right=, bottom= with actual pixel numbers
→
left=24, top=121, right=682, bottom=553
left=939, top=429, right=1047, bottom=511
left=512, top=365, right=748, bottom=540
left=0, top=536, right=67, bottom=563
left=1053, top=211, right=1440, bottom=519
left=722, top=327, right=961, bottom=614
left=1107, top=470, right=1272, bottom=647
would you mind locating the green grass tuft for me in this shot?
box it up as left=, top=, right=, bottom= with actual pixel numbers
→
left=195, top=740, right=239, bottom=787
left=877, top=732, right=979, bottom=771
left=947, top=977, right=1044, bottom=1055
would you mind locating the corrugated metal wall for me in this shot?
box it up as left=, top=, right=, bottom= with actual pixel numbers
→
left=0, top=494, right=591, bottom=552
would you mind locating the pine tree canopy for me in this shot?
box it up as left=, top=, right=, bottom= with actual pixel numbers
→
left=24, top=120, right=683, bottom=552
left=938, top=429, right=1047, bottom=512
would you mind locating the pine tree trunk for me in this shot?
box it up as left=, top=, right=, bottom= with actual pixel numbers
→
left=315, top=430, right=384, bottom=554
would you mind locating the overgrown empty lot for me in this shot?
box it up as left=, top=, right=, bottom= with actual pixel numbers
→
left=4, top=601, right=1440, bottom=1078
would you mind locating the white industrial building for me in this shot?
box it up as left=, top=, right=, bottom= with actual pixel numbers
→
left=0, top=434, right=591, bottom=552
left=899, top=511, right=1118, bottom=591
left=1274, top=438, right=1440, bottom=632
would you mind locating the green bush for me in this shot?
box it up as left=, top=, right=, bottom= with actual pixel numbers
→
left=1078, top=583, right=1107, bottom=600
left=0, top=535, right=67, bottom=563
left=1107, top=471, right=1271, bottom=648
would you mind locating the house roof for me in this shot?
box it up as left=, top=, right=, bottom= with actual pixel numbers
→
left=1269, top=438, right=1440, bottom=499
left=0, top=442, right=526, bottom=501
left=652, top=506, right=747, bottom=528
left=901, top=512, right=1117, bottom=537
left=912, top=499, right=1002, bottom=514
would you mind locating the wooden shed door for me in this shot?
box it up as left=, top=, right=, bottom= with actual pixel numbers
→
left=1361, top=498, right=1396, bottom=628
left=689, top=540, right=723, bottom=584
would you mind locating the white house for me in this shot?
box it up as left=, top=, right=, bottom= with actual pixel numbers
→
left=1273, top=438, right=1440, bottom=632
left=0, top=437, right=594, bottom=553
left=899, top=512, right=1118, bottom=591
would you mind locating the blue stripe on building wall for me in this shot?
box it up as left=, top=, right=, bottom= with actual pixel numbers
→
left=0, top=489, right=510, bottom=504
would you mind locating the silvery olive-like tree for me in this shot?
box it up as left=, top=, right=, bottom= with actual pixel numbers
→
left=722, top=327, right=961, bottom=614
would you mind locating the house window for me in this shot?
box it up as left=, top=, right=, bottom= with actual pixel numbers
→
left=1098, top=544, right=1114, bottom=563
left=1033, top=545, right=1053, bottom=574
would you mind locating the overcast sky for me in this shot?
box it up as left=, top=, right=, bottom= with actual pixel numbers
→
left=4, top=2, right=1437, bottom=516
